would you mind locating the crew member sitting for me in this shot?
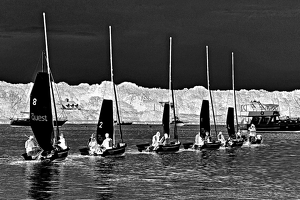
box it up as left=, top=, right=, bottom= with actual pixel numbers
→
left=25, top=135, right=39, bottom=156
left=159, top=133, right=170, bottom=145
left=57, top=134, right=68, bottom=150
left=193, top=132, right=204, bottom=148
left=88, top=135, right=99, bottom=155
left=204, top=131, right=212, bottom=143
left=101, top=133, right=113, bottom=150
left=248, top=124, right=257, bottom=143
left=217, top=132, right=226, bottom=146
left=236, top=130, right=242, bottom=140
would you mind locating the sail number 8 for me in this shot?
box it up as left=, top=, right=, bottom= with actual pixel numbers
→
left=33, top=98, right=37, bottom=105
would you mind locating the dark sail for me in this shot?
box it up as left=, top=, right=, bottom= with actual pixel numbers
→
left=226, top=107, right=236, bottom=139
left=200, top=100, right=210, bottom=138
left=30, top=72, right=54, bottom=152
left=162, top=103, right=170, bottom=137
left=96, top=99, right=114, bottom=144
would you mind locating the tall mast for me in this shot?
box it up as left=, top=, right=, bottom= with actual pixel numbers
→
left=43, top=12, right=59, bottom=142
left=232, top=52, right=239, bottom=132
left=169, top=37, right=178, bottom=141
left=109, top=26, right=123, bottom=143
left=206, top=46, right=217, bottom=137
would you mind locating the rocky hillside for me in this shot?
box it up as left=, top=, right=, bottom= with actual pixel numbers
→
left=2, top=80, right=300, bottom=124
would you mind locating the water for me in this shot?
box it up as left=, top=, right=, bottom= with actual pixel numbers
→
left=0, top=124, right=300, bottom=199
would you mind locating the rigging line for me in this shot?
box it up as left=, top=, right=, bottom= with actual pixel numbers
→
left=206, top=46, right=218, bottom=137
left=49, top=69, right=67, bottom=119
left=109, top=26, right=123, bottom=143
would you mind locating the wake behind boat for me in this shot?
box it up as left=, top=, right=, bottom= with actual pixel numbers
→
left=22, top=13, right=70, bottom=162
left=79, top=26, right=126, bottom=157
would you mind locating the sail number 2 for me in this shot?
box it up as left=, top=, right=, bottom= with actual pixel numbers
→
left=99, top=122, right=103, bottom=128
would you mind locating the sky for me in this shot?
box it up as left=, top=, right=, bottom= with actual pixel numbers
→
left=1, top=0, right=300, bottom=91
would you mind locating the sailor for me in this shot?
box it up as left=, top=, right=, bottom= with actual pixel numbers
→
left=101, top=133, right=113, bottom=150
left=152, top=131, right=160, bottom=147
left=204, top=131, right=211, bottom=143
left=159, top=133, right=170, bottom=145
left=25, top=136, right=38, bottom=156
left=57, top=134, right=68, bottom=150
left=88, top=135, right=99, bottom=154
left=217, top=132, right=226, bottom=146
left=236, top=130, right=242, bottom=140
left=248, top=124, right=257, bottom=143
left=193, top=132, right=204, bottom=148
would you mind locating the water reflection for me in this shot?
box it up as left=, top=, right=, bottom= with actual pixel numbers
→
left=24, top=162, right=59, bottom=200
left=84, top=157, right=117, bottom=199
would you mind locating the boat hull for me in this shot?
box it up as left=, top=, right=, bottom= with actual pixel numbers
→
left=226, top=139, right=244, bottom=148
left=194, top=142, right=222, bottom=150
left=154, top=143, right=181, bottom=154
left=22, top=148, right=70, bottom=162
left=79, top=144, right=126, bottom=157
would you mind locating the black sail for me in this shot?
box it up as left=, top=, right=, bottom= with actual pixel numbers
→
left=162, top=103, right=170, bottom=137
left=226, top=107, right=236, bottom=139
left=200, top=100, right=210, bottom=138
left=96, top=99, right=114, bottom=144
left=30, top=72, right=54, bottom=152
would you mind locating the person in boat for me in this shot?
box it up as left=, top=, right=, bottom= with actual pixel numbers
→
left=236, top=130, right=242, bottom=140
left=56, top=134, right=68, bottom=150
left=217, top=132, right=226, bottom=146
left=159, top=133, right=170, bottom=146
left=248, top=124, right=257, bottom=143
left=88, top=135, right=99, bottom=155
left=204, top=131, right=212, bottom=143
left=100, top=133, right=113, bottom=150
left=193, top=132, right=204, bottom=148
left=149, top=131, right=160, bottom=150
left=25, top=135, right=40, bottom=156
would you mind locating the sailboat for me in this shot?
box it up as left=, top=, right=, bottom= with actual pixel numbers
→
left=136, top=37, right=181, bottom=153
left=225, top=107, right=244, bottom=147
left=225, top=52, right=244, bottom=148
left=22, top=13, right=70, bottom=161
left=183, top=46, right=222, bottom=150
left=79, top=26, right=126, bottom=157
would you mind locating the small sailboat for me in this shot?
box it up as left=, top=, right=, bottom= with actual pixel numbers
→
left=225, top=107, right=244, bottom=147
left=224, top=52, right=244, bottom=148
left=79, top=26, right=126, bottom=157
left=22, top=13, right=69, bottom=161
left=136, top=37, right=181, bottom=153
left=184, top=46, right=221, bottom=150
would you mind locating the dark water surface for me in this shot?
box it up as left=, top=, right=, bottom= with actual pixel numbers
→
left=0, top=124, right=300, bottom=199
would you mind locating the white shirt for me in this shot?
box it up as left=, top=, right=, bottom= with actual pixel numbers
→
left=195, top=134, right=204, bottom=145
left=152, top=135, right=160, bottom=146
left=25, top=139, right=35, bottom=153
left=102, top=138, right=112, bottom=149
left=58, top=137, right=67, bottom=150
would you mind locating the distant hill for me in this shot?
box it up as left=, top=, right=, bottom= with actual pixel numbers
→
left=2, top=80, right=300, bottom=124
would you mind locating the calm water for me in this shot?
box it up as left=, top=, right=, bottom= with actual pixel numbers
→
left=0, top=124, right=300, bottom=199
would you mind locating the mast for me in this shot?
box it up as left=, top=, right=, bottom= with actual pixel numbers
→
left=43, top=12, right=59, bottom=143
left=169, top=37, right=178, bottom=141
left=232, top=52, right=239, bottom=132
left=206, top=46, right=217, bottom=137
left=109, top=26, right=123, bottom=143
